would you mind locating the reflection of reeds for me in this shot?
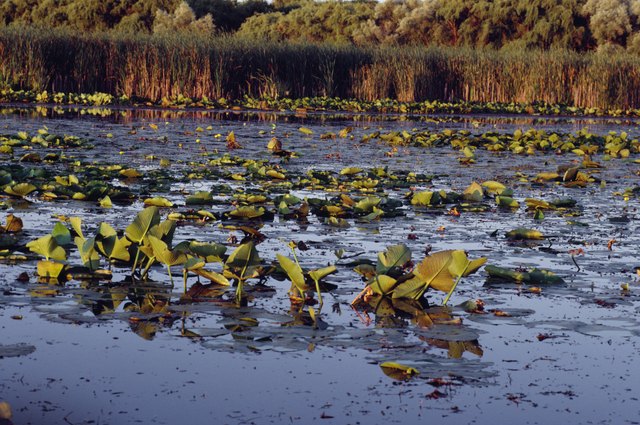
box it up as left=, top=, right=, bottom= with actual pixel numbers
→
left=2, top=27, right=640, bottom=109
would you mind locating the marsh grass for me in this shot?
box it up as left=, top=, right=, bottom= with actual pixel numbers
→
left=1, top=27, right=640, bottom=109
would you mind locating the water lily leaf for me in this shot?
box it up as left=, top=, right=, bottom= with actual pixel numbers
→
left=96, top=222, right=131, bottom=263
left=54, top=175, right=79, bottom=186
left=278, top=194, right=302, bottom=206
left=119, top=168, right=142, bottom=178
left=69, top=217, right=83, bottom=238
left=2, top=214, right=23, bottom=233
left=99, top=196, right=112, bottom=208
left=379, top=362, right=419, bottom=381
left=226, top=131, right=241, bottom=149
left=189, top=241, right=226, bottom=263
left=354, top=263, right=376, bottom=280
left=192, top=268, right=230, bottom=286
left=563, top=167, right=580, bottom=182
left=225, top=241, right=261, bottom=274
left=184, top=256, right=205, bottom=270
left=357, top=208, right=384, bottom=222
left=265, top=169, right=286, bottom=179
left=370, top=275, right=397, bottom=296
left=148, top=235, right=187, bottom=266
left=144, top=197, right=173, bottom=207
left=525, top=198, right=552, bottom=209
left=535, top=172, right=560, bottom=181
left=506, top=228, right=544, bottom=240
left=278, top=200, right=291, bottom=215
left=462, top=182, right=483, bottom=202
left=308, top=265, right=337, bottom=282
left=481, top=180, right=507, bottom=196
left=27, top=234, right=66, bottom=261
left=125, top=207, right=160, bottom=244
left=550, top=198, right=577, bottom=208
left=4, top=183, right=36, bottom=198
left=354, top=196, right=381, bottom=214
left=496, top=196, right=519, bottom=208
left=148, top=220, right=176, bottom=244
left=185, top=191, right=213, bottom=205
left=376, top=244, right=411, bottom=274
left=411, top=191, right=434, bottom=206
left=229, top=206, right=265, bottom=219
left=246, top=195, right=267, bottom=204
left=485, top=265, right=564, bottom=285
left=326, top=217, right=349, bottom=228
left=298, top=127, right=313, bottom=135
left=390, top=274, right=425, bottom=299
left=339, top=167, right=362, bottom=176
left=277, top=254, right=306, bottom=292
left=267, top=137, right=282, bottom=151
left=414, top=250, right=456, bottom=293
left=75, top=236, right=100, bottom=270
left=485, top=265, right=528, bottom=282
left=446, top=250, right=487, bottom=281
left=36, top=260, right=66, bottom=279
left=528, top=269, right=565, bottom=285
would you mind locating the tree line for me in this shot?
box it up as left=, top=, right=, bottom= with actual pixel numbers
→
left=2, top=0, right=640, bottom=52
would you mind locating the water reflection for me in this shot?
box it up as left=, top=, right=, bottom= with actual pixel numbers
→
left=4, top=104, right=640, bottom=130
left=355, top=295, right=483, bottom=359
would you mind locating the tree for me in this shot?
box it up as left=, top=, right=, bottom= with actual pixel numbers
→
left=153, top=0, right=215, bottom=35
left=583, top=0, right=639, bottom=48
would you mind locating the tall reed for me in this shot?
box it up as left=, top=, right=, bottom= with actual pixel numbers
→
left=1, top=27, right=640, bottom=109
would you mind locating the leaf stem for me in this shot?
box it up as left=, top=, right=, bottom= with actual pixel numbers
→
left=443, top=262, right=469, bottom=306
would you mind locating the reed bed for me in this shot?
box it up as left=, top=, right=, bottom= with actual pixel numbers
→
left=1, top=27, right=640, bottom=109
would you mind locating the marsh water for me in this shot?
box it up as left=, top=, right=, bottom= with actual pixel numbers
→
left=1, top=105, right=639, bottom=424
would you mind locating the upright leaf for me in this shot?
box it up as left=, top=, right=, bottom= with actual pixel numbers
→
left=126, top=207, right=160, bottom=244
left=51, top=222, right=71, bottom=246
left=277, top=254, right=306, bottom=292
left=26, top=235, right=66, bottom=261
left=376, top=244, right=411, bottom=274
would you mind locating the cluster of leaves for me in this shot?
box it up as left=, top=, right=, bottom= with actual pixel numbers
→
left=365, top=127, right=640, bottom=158
left=351, top=244, right=486, bottom=307
left=6, top=0, right=640, bottom=53
left=17, top=206, right=488, bottom=311
left=1, top=124, right=599, bottom=229
left=10, top=88, right=640, bottom=119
